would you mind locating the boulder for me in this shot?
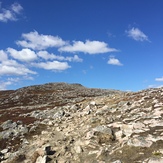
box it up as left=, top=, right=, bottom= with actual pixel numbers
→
left=93, top=125, right=115, bottom=143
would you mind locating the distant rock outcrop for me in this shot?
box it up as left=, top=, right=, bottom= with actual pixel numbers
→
left=0, top=83, right=163, bottom=163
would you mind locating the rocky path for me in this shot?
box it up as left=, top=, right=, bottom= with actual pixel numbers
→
left=0, top=83, right=163, bottom=163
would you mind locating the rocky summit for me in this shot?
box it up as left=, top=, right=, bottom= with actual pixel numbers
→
left=0, top=83, right=163, bottom=163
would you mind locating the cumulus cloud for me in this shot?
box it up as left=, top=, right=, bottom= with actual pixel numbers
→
left=37, top=51, right=83, bottom=62
left=0, top=50, right=8, bottom=61
left=32, top=61, right=71, bottom=71
left=59, top=40, right=118, bottom=54
left=7, top=48, right=37, bottom=62
left=16, top=31, right=67, bottom=50
left=155, top=77, right=163, bottom=82
left=107, top=56, right=123, bottom=66
left=0, top=2, right=23, bottom=22
left=126, top=27, right=149, bottom=42
left=37, top=51, right=56, bottom=60
left=0, top=48, right=37, bottom=88
left=0, top=60, right=36, bottom=76
left=16, top=31, right=118, bottom=55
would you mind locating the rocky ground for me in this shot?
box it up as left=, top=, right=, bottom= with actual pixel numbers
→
left=0, top=83, right=163, bottom=163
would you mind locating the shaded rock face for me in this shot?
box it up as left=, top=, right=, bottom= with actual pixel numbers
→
left=0, top=82, right=163, bottom=163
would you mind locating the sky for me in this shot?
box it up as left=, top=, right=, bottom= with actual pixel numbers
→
left=0, top=0, right=163, bottom=91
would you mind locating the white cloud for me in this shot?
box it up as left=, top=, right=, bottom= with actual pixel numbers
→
left=0, top=50, right=8, bottom=61
left=126, top=27, right=149, bottom=42
left=107, top=56, right=123, bottom=66
left=11, top=3, right=23, bottom=14
left=0, top=60, right=36, bottom=76
left=16, top=31, right=118, bottom=54
left=59, top=40, right=118, bottom=54
left=148, top=84, right=163, bottom=88
left=155, top=77, right=163, bottom=82
left=16, top=31, right=67, bottom=50
left=0, top=77, right=20, bottom=90
left=0, top=2, right=23, bottom=22
left=37, top=51, right=83, bottom=62
left=23, top=75, right=34, bottom=80
left=37, top=51, right=56, bottom=60
left=67, top=55, right=83, bottom=62
left=0, top=9, right=15, bottom=22
left=0, top=80, right=12, bottom=90
left=7, top=77, right=20, bottom=83
left=32, top=61, right=71, bottom=71
left=7, top=48, right=37, bottom=62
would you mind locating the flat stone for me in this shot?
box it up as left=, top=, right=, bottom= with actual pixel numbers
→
left=149, top=120, right=163, bottom=127
left=1, top=149, right=8, bottom=154
left=121, top=124, right=133, bottom=137
left=146, top=134, right=163, bottom=142
left=127, top=137, right=153, bottom=147
left=133, top=122, right=145, bottom=129
left=93, top=125, right=113, bottom=135
left=148, top=157, right=163, bottom=163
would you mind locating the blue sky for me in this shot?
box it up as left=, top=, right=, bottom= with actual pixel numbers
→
left=0, top=0, right=163, bottom=91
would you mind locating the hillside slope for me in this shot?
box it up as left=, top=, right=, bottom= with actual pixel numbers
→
left=0, top=83, right=163, bottom=163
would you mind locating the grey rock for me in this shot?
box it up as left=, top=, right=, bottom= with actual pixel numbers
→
left=127, top=136, right=153, bottom=147
left=70, top=104, right=80, bottom=111
left=95, top=105, right=109, bottom=115
left=93, top=125, right=115, bottom=142
left=148, top=157, right=163, bottom=163
left=17, top=125, right=28, bottom=134
left=53, top=110, right=65, bottom=119
left=93, top=125, right=113, bottom=135
left=0, top=130, right=14, bottom=139
left=1, top=120, right=17, bottom=130
left=22, top=138, right=29, bottom=145
left=29, top=125, right=37, bottom=132
left=0, top=124, right=28, bottom=140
